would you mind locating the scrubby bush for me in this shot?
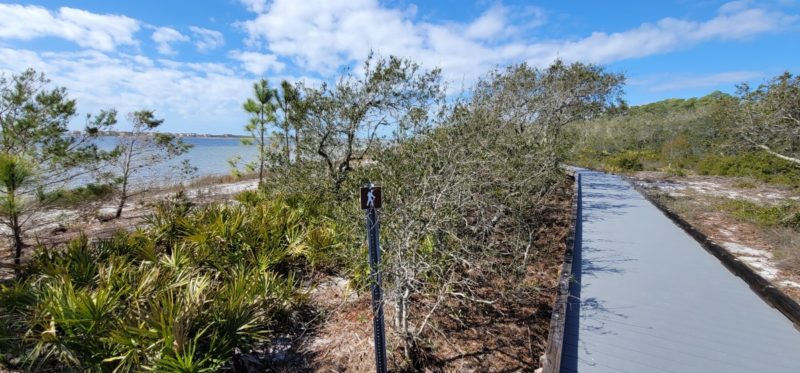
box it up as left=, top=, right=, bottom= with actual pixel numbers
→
left=696, top=152, right=800, bottom=186
left=569, top=75, right=800, bottom=187
left=41, top=183, right=115, bottom=207
left=606, top=151, right=645, bottom=171
left=0, top=193, right=347, bottom=372
left=716, top=198, right=800, bottom=229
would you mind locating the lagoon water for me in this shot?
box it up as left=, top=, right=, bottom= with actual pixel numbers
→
left=93, top=136, right=257, bottom=188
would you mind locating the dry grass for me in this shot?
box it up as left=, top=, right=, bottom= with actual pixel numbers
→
left=770, top=227, right=800, bottom=277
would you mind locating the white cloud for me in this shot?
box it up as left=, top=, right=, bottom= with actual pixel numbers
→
left=239, top=0, right=267, bottom=13
left=189, top=26, right=224, bottom=52
left=0, top=47, right=250, bottom=132
left=719, top=0, right=753, bottom=14
left=0, top=4, right=139, bottom=51
left=526, top=4, right=796, bottom=67
left=0, top=47, right=320, bottom=133
left=152, top=27, right=188, bottom=55
left=465, top=5, right=507, bottom=40
left=240, top=0, right=424, bottom=74
left=229, top=51, right=285, bottom=75
left=638, top=71, right=765, bottom=92
left=239, top=0, right=797, bottom=84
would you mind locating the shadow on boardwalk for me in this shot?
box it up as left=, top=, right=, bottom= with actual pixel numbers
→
left=558, top=170, right=800, bottom=372
left=561, top=174, right=634, bottom=372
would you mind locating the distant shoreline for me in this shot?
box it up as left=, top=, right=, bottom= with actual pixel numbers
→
left=89, top=131, right=249, bottom=139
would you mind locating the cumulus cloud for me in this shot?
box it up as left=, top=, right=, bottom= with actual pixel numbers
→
left=0, top=3, right=139, bottom=51
left=523, top=5, right=797, bottom=67
left=0, top=47, right=319, bottom=133
left=189, top=26, right=224, bottom=52
left=239, top=0, right=424, bottom=74
left=239, top=0, right=797, bottom=83
left=465, top=5, right=507, bottom=40
left=152, top=27, right=188, bottom=55
left=229, top=51, right=285, bottom=75
left=0, top=47, right=250, bottom=132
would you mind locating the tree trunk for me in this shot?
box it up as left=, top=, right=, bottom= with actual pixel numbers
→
left=757, top=144, right=800, bottom=165
left=258, top=130, right=265, bottom=189
left=115, top=173, right=129, bottom=219
left=284, top=123, right=291, bottom=166
left=294, top=129, right=300, bottom=163
left=116, top=141, right=135, bottom=219
left=11, top=211, right=24, bottom=275
left=115, top=194, right=127, bottom=219
left=395, top=284, right=416, bottom=365
left=258, top=112, right=266, bottom=189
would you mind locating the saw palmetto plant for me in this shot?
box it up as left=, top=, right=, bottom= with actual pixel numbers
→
left=0, top=193, right=344, bottom=372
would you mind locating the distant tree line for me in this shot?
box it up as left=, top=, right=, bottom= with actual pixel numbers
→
left=570, top=71, right=800, bottom=182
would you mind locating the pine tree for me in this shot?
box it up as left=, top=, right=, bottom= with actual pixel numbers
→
left=0, top=69, right=112, bottom=272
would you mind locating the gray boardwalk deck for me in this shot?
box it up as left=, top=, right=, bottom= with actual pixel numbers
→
left=560, top=170, right=800, bottom=372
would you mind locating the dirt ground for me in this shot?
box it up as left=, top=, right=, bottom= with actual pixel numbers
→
left=630, top=171, right=800, bottom=302
left=0, top=177, right=259, bottom=278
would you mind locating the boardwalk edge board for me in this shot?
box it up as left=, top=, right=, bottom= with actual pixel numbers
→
left=539, top=170, right=580, bottom=373
left=629, top=178, right=800, bottom=330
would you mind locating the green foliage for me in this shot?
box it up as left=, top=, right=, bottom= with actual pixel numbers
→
left=41, top=183, right=115, bottom=206
left=573, top=148, right=658, bottom=173
left=0, top=57, right=627, bottom=370
left=570, top=72, right=800, bottom=185
left=733, top=72, right=800, bottom=162
left=242, top=79, right=277, bottom=187
left=0, top=69, right=113, bottom=267
left=716, top=199, right=800, bottom=230
left=696, top=152, right=800, bottom=185
left=0, top=193, right=346, bottom=371
left=299, top=53, right=446, bottom=194
left=0, top=154, right=32, bottom=215
left=606, top=151, right=646, bottom=172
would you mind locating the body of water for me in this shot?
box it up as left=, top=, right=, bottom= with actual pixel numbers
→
left=93, top=136, right=258, bottom=188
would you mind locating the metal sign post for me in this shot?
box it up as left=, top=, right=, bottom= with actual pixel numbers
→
left=361, top=183, right=387, bottom=373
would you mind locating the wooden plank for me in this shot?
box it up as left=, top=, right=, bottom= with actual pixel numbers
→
left=540, top=171, right=580, bottom=373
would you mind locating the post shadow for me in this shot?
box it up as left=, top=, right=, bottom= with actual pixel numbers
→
left=560, top=171, right=583, bottom=372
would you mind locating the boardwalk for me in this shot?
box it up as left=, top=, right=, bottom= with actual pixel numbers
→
left=560, top=170, right=800, bottom=372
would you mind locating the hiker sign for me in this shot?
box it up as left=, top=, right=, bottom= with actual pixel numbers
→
left=360, top=185, right=382, bottom=209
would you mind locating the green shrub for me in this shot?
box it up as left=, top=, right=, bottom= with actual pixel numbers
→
left=0, top=193, right=349, bottom=372
left=39, top=183, right=115, bottom=206
left=696, top=152, right=800, bottom=186
left=662, top=165, right=688, bottom=177
left=716, top=199, right=800, bottom=229
left=605, top=151, right=645, bottom=172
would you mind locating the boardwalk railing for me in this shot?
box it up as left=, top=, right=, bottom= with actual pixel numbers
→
left=539, top=171, right=580, bottom=372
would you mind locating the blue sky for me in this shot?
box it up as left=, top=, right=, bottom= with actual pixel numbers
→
left=1, top=0, right=798, bottom=134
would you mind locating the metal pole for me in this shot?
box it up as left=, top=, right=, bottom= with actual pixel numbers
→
left=365, top=191, right=387, bottom=373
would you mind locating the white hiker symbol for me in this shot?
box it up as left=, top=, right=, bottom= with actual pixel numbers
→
left=367, top=188, right=376, bottom=207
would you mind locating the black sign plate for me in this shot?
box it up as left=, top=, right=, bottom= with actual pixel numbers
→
left=360, top=186, right=382, bottom=209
